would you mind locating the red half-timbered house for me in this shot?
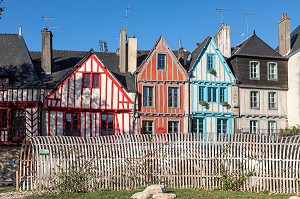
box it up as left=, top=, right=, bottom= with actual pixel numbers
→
left=136, top=36, right=189, bottom=134
left=0, top=33, right=43, bottom=144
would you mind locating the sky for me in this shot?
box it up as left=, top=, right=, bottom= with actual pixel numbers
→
left=0, top=0, right=299, bottom=53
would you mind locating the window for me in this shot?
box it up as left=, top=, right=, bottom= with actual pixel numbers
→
left=207, top=54, right=215, bottom=70
left=268, top=62, right=278, bottom=80
left=83, top=74, right=90, bottom=88
left=268, top=121, right=277, bottom=134
left=0, top=78, right=8, bottom=90
left=65, top=113, right=79, bottom=136
left=250, top=61, right=260, bottom=79
left=192, top=118, right=204, bottom=134
left=220, top=88, right=226, bottom=102
left=199, top=87, right=204, bottom=101
left=168, top=121, right=179, bottom=133
left=11, top=109, right=25, bottom=140
left=268, top=92, right=277, bottom=109
left=101, top=114, right=114, bottom=136
left=207, top=87, right=217, bottom=103
left=143, top=86, right=154, bottom=107
left=250, top=91, right=259, bottom=109
left=250, top=120, right=259, bottom=134
left=142, top=120, right=153, bottom=134
left=217, top=118, right=228, bottom=134
left=92, top=74, right=99, bottom=87
left=157, top=53, right=166, bottom=70
left=0, top=109, right=7, bottom=128
left=168, top=87, right=179, bottom=108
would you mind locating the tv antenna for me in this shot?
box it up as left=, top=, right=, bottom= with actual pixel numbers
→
left=99, top=40, right=108, bottom=52
left=216, top=8, right=229, bottom=24
left=42, top=16, right=59, bottom=29
left=124, top=5, right=141, bottom=30
left=242, top=13, right=255, bottom=38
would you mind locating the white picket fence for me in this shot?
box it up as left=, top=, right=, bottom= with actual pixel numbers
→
left=19, top=133, right=300, bottom=194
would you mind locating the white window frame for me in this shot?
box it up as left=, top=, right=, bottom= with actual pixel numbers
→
left=191, top=118, right=204, bottom=134
left=268, top=92, right=277, bottom=109
left=168, top=86, right=180, bottom=108
left=157, top=53, right=167, bottom=70
left=250, top=61, right=260, bottom=80
left=268, top=120, right=277, bottom=134
left=217, top=118, right=228, bottom=134
left=168, top=121, right=179, bottom=133
left=207, top=53, right=215, bottom=70
left=268, top=62, right=278, bottom=80
left=250, top=91, right=260, bottom=109
left=250, top=120, right=259, bottom=134
left=142, top=86, right=154, bottom=108
left=142, top=120, right=154, bottom=134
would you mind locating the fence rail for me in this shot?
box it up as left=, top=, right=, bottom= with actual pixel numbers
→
left=19, top=133, right=300, bottom=194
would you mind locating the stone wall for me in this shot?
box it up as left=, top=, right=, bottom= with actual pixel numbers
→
left=0, top=145, right=21, bottom=186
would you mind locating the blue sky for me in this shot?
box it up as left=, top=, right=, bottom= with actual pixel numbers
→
left=0, top=0, right=299, bottom=53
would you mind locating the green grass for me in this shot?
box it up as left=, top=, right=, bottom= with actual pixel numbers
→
left=24, top=189, right=291, bottom=199
left=0, top=187, right=15, bottom=193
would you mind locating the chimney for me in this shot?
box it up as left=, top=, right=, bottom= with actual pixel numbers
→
left=127, top=37, right=137, bottom=73
left=214, top=24, right=231, bottom=58
left=278, top=13, right=290, bottom=56
left=18, top=25, right=22, bottom=36
left=178, top=39, right=185, bottom=66
left=41, top=29, right=53, bottom=74
left=119, top=28, right=127, bottom=73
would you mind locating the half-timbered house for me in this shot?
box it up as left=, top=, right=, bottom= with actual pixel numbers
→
left=30, top=29, right=136, bottom=137
left=0, top=32, right=43, bottom=144
left=136, top=36, right=189, bottom=134
left=228, top=31, right=288, bottom=134
left=188, top=35, right=235, bottom=135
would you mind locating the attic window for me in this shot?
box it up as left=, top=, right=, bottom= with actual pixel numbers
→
left=0, top=78, right=8, bottom=90
left=157, top=53, right=167, bottom=70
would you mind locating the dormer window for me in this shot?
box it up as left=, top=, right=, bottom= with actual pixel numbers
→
left=268, top=62, right=278, bottom=80
left=207, top=54, right=215, bottom=70
left=157, top=53, right=167, bottom=70
left=0, top=78, right=8, bottom=90
left=250, top=61, right=260, bottom=80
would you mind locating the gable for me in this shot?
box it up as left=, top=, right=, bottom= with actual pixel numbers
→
left=137, top=37, right=188, bottom=82
left=46, top=53, right=133, bottom=110
left=190, top=38, right=235, bottom=83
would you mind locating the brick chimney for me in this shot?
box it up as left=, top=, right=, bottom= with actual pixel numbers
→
left=278, top=13, right=290, bottom=56
left=214, top=24, right=231, bottom=58
left=119, top=28, right=127, bottom=73
left=127, top=37, right=137, bottom=73
left=41, top=29, right=53, bottom=74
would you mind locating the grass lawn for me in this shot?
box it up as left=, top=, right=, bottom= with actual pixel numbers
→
left=24, top=188, right=292, bottom=199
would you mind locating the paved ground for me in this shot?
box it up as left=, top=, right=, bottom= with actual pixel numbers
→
left=0, top=191, right=33, bottom=199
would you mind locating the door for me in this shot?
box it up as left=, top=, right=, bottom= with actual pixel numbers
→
left=11, top=109, right=25, bottom=141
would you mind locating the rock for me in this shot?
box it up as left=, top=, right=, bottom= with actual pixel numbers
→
left=152, top=193, right=176, bottom=199
left=289, top=196, right=300, bottom=199
left=143, top=184, right=166, bottom=195
left=131, top=191, right=151, bottom=199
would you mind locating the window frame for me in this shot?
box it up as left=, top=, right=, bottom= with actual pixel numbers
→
left=0, top=109, right=7, bottom=129
left=191, top=118, right=205, bottom=134
left=83, top=73, right=91, bottom=88
left=250, top=120, right=259, bottom=134
left=168, top=86, right=180, bottom=108
left=157, top=53, right=167, bottom=70
left=101, top=113, right=114, bottom=136
left=168, top=121, right=179, bottom=134
left=92, top=73, right=100, bottom=88
left=219, top=87, right=227, bottom=103
left=268, top=120, right=277, bottom=134
left=206, top=53, right=215, bottom=71
left=64, top=112, right=80, bottom=136
left=249, top=61, right=260, bottom=80
left=142, top=85, right=155, bottom=108
left=142, top=120, right=154, bottom=134
left=217, top=118, right=228, bottom=134
left=268, top=91, right=277, bottom=109
left=268, top=62, right=278, bottom=80
left=207, top=87, right=217, bottom=103
left=250, top=91, right=260, bottom=109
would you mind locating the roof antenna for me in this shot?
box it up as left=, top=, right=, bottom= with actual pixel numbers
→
left=42, top=16, right=59, bottom=29
left=18, top=25, right=22, bottom=36
left=179, top=39, right=183, bottom=49
left=216, top=7, right=230, bottom=24
left=242, top=13, right=255, bottom=38
left=124, top=5, right=141, bottom=31
left=99, top=40, right=108, bottom=52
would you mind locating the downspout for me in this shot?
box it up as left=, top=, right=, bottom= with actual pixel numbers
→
left=132, top=72, right=138, bottom=134
left=188, top=72, right=191, bottom=132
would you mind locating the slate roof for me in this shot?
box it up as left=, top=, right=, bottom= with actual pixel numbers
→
left=188, top=36, right=211, bottom=71
left=30, top=50, right=148, bottom=92
left=288, top=25, right=300, bottom=57
left=0, top=34, right=42, bottom=88
left=231, top=32, right=284, bottom=59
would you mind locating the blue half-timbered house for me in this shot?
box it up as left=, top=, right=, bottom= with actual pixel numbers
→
left=188, top=36, right=235, bottom=135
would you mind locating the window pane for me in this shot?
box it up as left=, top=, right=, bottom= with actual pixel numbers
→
left=83, top=74, right=90, bottom=87
left=250, top=91, right=259, bottom=108
left=101, top=114, right=114, bottom=136
left=11, top=109, right=25, bottom=140
left=250, top=62, right=259, bottom=79
left=268, top=121, right=276, bottom=134
left=220, top=88, right=226, bottom=102
left=143, top=86, right=154, bottom=107
left=142, top=121, right=153, bottom=134
left=208, top=87, right=217, bottom=102
left=168, top=121, right=179, bottom=133
left=199, top=87, right=204, bottom=101
left=157, top=54, right=166, bottom=70
left=0, top=109, right=7, bottom=128
left=217, top=119, right=227, bottom=134
left=168, top=87, right=179, bottom=108
left=250, top=120, right=258, bottom=134
left=207, top=54, right=214, bottom=70
left=268, top=63, right=277, bottom=80
left=268, top=92, right=277, bottom=109
left=92, top=74, right=99, bottom=87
